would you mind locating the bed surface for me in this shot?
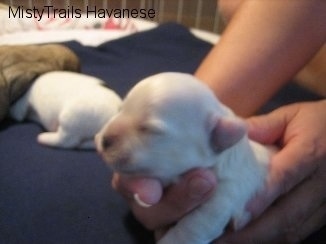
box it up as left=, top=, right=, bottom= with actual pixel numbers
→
left=0, top=20, right=324, bottom=243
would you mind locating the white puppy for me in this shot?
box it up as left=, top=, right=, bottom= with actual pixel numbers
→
left=10, top=71, right=122, bottom=149
left=96, top=72, right=274, bottom=244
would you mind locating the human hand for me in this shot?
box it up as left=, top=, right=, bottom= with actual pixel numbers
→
left=216, top=100, right=326, bottom=243
left=111, top=168, right=217, bottom=236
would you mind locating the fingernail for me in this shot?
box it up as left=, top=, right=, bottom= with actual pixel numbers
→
left=134, top=193, right=153, bottom=208
left=188, top=177, right=214, bottom=199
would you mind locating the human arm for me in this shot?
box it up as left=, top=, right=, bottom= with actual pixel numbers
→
left=196, top=0, right=326, bottom=116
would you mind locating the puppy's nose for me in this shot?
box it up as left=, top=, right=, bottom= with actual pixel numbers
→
left=101, top=135, right=116, bottom=150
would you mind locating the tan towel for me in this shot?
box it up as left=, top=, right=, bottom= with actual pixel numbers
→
left=0, top=44, right=80, bottom=121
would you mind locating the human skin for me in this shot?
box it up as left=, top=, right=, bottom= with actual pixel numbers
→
left=195, top=0, right=326, bottom=117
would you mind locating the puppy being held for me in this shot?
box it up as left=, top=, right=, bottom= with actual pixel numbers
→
left=96, top=72, right=274, bottom=244
left=10, top=71, right=122, bottom=149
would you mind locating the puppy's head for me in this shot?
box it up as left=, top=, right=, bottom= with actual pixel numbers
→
left=96, top=72, right=246, bottom=183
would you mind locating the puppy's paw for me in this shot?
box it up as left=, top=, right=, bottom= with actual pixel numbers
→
left=232, top=210, right=251, bottom=231
left=37, top=131, right=78, bottom=149
left=37, top=132, right=62, bottom=147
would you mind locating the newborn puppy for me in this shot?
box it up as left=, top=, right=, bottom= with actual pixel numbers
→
left=10, top=71, right=122, bottom=149
left=96, top=72, right=274, bottom=244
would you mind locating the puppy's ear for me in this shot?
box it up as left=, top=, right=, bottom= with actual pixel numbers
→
left=209, top=116, right=247, bottom=152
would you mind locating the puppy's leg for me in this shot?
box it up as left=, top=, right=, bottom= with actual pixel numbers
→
left=232, top=209, right=251, bottom=231
left=158, top=187, right=236, bottom=244
left=37, top=106, right=86, bottom=149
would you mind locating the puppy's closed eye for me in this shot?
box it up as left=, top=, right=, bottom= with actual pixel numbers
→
left=138, top=120, right=166, bottom=135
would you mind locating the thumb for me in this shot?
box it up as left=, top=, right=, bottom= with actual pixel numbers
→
left=130, top=168, right=217, bottom=230
left=112, top=173, right=163, bottom=206
left=246, top=105, right=298, bottom=144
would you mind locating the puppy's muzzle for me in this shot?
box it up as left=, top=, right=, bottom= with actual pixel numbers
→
left=97, top=133, right=132, bottom=171
left=101, top=134, right=117, bottom=151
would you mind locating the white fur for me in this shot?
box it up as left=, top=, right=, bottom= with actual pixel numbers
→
left=10, top=71, right=122, bottom=149
left=96, top=72, right=274, bottom=244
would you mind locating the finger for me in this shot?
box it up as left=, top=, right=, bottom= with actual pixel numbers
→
left=246, top=104, right=299, bottom=144
left=112, top=173, right=163, bottom=206
left=130, top=168, right=217, bottom=230
left=216, top=165, right=326, bottom=244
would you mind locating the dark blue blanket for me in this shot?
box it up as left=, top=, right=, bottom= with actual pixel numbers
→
left=0, top=23, right=323, bottom=244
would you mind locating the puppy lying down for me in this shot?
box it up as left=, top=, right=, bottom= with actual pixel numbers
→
left=96, top=72, right=274, bottom=244
left=10, top=71, right=122, bottom=149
